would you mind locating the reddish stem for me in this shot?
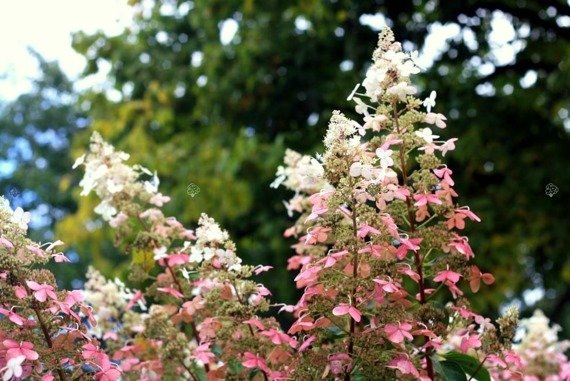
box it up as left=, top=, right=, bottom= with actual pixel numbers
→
left=166, top=263, right=184, bottom=295
left=166, top=263, right=213, bottom=375
left=231, top=281, right=269, bottom=381
left=393, top=102, right=435, bottom=380
left=21, top=280, right=68, bottom=381
left=344, top=178, right=360, bottom=381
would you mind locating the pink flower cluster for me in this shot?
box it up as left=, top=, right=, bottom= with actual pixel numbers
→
left=0, top=199, right=120, bottom=380
left=1, top=27, right=568, bottom=381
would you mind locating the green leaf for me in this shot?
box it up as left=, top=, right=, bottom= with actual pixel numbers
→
left=227, top=358, right=243, bottom=374
left=211, top=344, right=223, bottom=357
left=351, top=369, right=367, bottom=381
left=432, top=357, right=445, bottom=379
left=439, top=360, right=468, bottom=381
left=442, top=352, right=491, bottom=381
left=433, top=357, right=465, bottom=381
left=195, top=367, right=208, bottom=381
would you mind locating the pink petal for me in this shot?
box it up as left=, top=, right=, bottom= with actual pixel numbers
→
left=14, top=286, right=28, bottom=299
left=25, top=280, right=41, bottom=290
left=348, top=306, right=362, bottom=322
left=332, top=305, right=349, bottom=316
left=0, top=236, right=14, bottom=249
left=157, top=287, right=184, bottom=299
left=298, top=335, right=316, bottom=352
left=22, top=348, right=39, bottom=360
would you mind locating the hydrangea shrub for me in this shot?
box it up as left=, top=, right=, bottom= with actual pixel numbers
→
left=270, top=27, right=516, bottom=380
left=1, top=27, right=570, bottom=381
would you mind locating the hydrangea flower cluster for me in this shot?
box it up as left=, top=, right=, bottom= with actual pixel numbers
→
left=270, top=27, right=520, bottom=380
left=73, top=133, right=293, bottom=380
left=0, top=197, right=118, bottom=381
left=498, top=310, right=570, bottom=380
left=72, top=131, right=171, bottom=224
left=82, top=267, right=147, bottom=339
left=2, top=27, right=570, bottom=381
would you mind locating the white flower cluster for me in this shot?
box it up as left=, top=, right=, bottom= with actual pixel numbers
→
left=83, top=267, right=147, bottom=337
left=195, top=213, right=229, bottom=244
left=321, top=110, right=366, bottom=172
left=0, top=196, right=10, bottom=214
left=74, top=132, right=137, bottom=196
left=323, top=110, right=360, bottom=149
left=514, top=309, right=570, bottom=358
left=271, top=149, right=328, bottom=193
left=362, top=29, right=420, bottom=103
left=190, top=213, right=242, bottom=271
left=74, top=132, right=170, bottom=221
left=215, top=247, right=242, bottom=272
left=0, top=196, right=32, bottom=232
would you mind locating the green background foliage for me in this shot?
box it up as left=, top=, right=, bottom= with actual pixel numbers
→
left=1, top=0, right=569, bottom=332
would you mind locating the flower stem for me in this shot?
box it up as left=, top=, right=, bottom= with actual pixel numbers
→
left=166, top=263, right=184, bottom=296
left=467, top=355, right=488, bottom=381
left=177, top=354, right=199, bottom=381
left=344, top=178, right=360, bottom=381
left=392, top=101, right=435, bottom=380
left=165, top=263, right=213, bottom=375
left=230, top=280, right=269, bottom=381
left=21, top=279, right=68, bottom=381
left=416, top=214, right=438, bottom=229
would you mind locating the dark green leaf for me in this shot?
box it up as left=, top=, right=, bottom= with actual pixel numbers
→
left=440, top=360, right=468, bottom=381
left=351, top=369, right=367, bottom=381
left=227, top=358, right=243, bottom=374
left=442, top=352, right=491, bottom=381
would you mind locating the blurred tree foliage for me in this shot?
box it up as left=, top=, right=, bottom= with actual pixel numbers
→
left=0, top=53, right=90, bottom=287
left=420, top=0, right=570, bottom=330
left=20, top=0, right=569, bottom=331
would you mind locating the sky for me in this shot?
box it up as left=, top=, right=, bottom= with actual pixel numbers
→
left=0, top=0, right=135, bottom=100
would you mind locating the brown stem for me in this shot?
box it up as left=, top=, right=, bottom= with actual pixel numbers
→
left=166, top=263, right=212, bottom=375
left=21, top=280, right=68, bottom=381
left=343, top=179, right=361, bottom=381
left=392, top=102, right=435, bottom=380
left=177, top=354, right=199, bottom=381
left=230, top=281, right=255, bottom=336
left=230, top=281, right=269, bottom=381
left=188, top=318, right=210, bottom=373
left=166, top=263, right=184, bottom=295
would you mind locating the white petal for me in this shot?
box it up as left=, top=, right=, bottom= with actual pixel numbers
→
left=72, top=154, right=85, bottom=169
left=349, top=162, right=362, bottom=177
